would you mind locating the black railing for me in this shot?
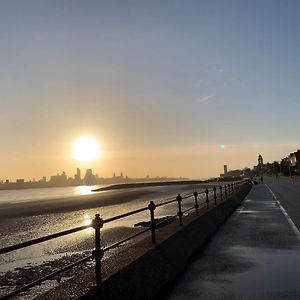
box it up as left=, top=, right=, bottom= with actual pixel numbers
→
left=0, top=179, right=250, bottom=299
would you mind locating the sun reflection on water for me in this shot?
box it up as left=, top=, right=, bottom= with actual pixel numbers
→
left=83, top=214, right=93, bottom=235
left=83, top=214, right=92, bottom=225
left=75, top=186, right=95, bottom=196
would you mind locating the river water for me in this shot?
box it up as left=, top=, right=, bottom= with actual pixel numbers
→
left=0, top=183, right=210, bottom=297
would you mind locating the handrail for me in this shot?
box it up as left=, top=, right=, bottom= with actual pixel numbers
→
left=0, top=179, right=250, bottom=299
left=156, top=214, right=178, bottom=227
left=103, top=206, right=148, bottom=223
left=0, top=224, right=91, bottom=255
left=182, top=206, right=195, bottom=214
left=156, top=198, right=177, bottom=207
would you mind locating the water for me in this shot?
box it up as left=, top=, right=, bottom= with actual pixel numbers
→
left=0, top=183, right=210, bottom=297
left=0, top=185, right=107, bottom=204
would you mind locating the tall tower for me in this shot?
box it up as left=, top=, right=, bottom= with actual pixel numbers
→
left=224, top=165, right=228, bottom=175
left=258, top=154, right=263, bottom=167
left=76, top=168, right=81, bottom=180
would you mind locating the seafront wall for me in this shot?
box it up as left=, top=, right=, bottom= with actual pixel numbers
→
left=81, top=182, right=252, bottom=300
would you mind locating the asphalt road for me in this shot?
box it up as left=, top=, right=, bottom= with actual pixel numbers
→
left=265, top=176, right=300, bottom=232
left=163, top=178, right=300, bottom=300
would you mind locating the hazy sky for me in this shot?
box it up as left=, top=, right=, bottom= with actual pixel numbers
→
left=1, top=0, right=300, bottom=180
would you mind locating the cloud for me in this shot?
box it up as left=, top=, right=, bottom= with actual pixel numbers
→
left=199, top=94, right=215, bottom=103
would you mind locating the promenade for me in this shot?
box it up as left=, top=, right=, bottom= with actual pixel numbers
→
left=164, top=178, right=300, bottom=299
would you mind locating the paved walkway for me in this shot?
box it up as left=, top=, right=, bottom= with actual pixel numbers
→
left=164, top=183, right=300, bottom=300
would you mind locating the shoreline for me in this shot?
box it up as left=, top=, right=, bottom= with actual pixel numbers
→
left=92, top=180, right=206, bottom=192
left=0, top=180, right=215, bottom=219
left=0, top=188, right=157, bottom=219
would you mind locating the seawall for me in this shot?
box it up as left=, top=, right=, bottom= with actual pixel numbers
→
left=81, top=182, right=252, bottom=300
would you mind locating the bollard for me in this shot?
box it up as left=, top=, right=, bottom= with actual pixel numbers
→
left=213, top=186, right=217, bottom=205
left=148, top=201, right=156, bottom=244
left=205, top=188, right=209, bottom=209
left=92, top=214, right=104, bottom=284
left=193, top=190, right=199, bottom=216
left=224, top=185, right=227, bottom=198
left=220, top=185, right=223, bottom=201
left=177, top=194, right=183, bottom=226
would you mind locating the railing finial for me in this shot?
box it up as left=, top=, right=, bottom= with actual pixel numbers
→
left=92, top=214, right=104, bottom=284
left=177, top=194, right=183, bottom=225
left=148, top=201, right=156, bottom=244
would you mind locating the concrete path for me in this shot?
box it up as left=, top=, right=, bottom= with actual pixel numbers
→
left=164, top=182, right=300, bottom=300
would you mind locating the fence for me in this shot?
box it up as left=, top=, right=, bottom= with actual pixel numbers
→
left=0, top=179, right=249, bottom=299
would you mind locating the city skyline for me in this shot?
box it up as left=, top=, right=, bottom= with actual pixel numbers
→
left=1, top=1, right=300, bottom=180
left=0, top=167, right=185, bottom=183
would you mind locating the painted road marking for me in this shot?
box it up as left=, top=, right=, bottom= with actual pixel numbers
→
left=265, top=184, right=300, bottom=239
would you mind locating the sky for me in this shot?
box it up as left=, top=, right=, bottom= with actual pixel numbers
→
left=1, top=0, right=300, bottom=181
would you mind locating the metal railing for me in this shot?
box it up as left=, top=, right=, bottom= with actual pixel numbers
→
left=0, top=179, right=249, bottom=299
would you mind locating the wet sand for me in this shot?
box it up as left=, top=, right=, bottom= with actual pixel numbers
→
left=0, top=181, right=214, bottom=219
left=0, top=188, right=157, bottom=219
left=93, top=180, right=204, bottom=192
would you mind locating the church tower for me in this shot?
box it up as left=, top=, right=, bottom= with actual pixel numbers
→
left=258, top=154, right=263, bottom=167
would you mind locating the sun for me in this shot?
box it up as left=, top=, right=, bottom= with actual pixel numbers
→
left=73, top=136, right=101, bottom=161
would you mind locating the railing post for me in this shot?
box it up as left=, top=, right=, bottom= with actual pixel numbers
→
left=224, top=185, right=227, bottom=198
left=220, top=185, right=223, bottom=201
left=177, top=194, right=183, bottom=226
left=92, top=214, right=104, bottom=284
left=193, top=190, right=199, bottom=216
left=213, top=186, right=217, bottom=205
left=205, top=188, right=209, bottom=209
left=148, top=201, right=156, bottom=244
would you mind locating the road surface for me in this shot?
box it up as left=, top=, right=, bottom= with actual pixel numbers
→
left=163, top=177, right=300, bottom=300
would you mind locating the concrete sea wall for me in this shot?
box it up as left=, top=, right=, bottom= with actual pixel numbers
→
left=81, top=183, right=252, bottom=300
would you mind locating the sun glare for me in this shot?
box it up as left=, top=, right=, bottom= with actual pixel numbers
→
left=73, top=136, right=101, bottom=161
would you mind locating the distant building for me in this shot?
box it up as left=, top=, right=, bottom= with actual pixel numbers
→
left=286, top=150, right=300, bottom=176
left=40, top=176, right=47, bottom=182
left=74, top=168, right=81, bottom=183
left=16, top=179, right=25, bottom=184
left=226, top=169, right=243, bottom=177
left=220, top=166, right=243, bottom=178
left=112, top=172, right=126, bottom=182
left=84, top=169, right=95, bottom=185
left=50, top=172, right=68, bottom=186
left=288, top=150, right=300, bottom=169
left=224, top=165, right=228, bottom=175
left=258, top=154, right=264, bottom=167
